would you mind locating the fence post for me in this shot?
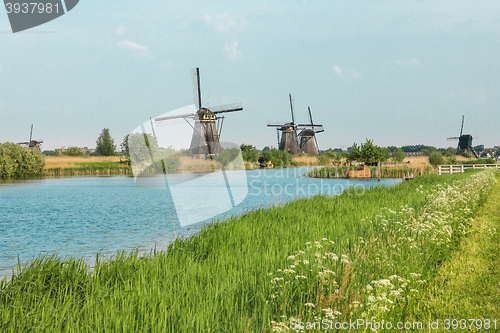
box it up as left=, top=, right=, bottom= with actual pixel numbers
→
left=438, top=165, right=441, bottom=175
left=461, top=165, right=464, bottom=173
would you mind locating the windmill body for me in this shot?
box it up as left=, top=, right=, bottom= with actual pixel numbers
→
left=278, top=123, right=299, bottom=155
left=299, top=129, right=318, bottom=155
left=189, top=108, right=222, bottom=157
left=155, top=68, right=242, bottom=159
left=447, top=116, right=479, bottom=158
left=298, top=107, right=323, bottom=156
left=268, top=94, right=302, bottom=155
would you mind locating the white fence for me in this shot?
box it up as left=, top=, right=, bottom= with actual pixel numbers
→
left=438, top=164, right=500, bottom=175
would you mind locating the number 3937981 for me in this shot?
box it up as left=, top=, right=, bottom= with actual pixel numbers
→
left=3, top=1, right=79, bottom=33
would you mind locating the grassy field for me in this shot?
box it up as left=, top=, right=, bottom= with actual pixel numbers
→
left=407, top=170, right=500, bottom=331
left=0, top=169, right=496, bottom=332
left=44, top=156, right=132, bottom=176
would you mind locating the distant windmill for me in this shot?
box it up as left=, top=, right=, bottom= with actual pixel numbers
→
left=155, top=68, right=243, bottom=158
left=298, top=106, right=324, bottom=156
left=447, top=115, right=479, bottom=158
left=18, top=124, right=43, bottom=152
left=267, top=94, right=322, bottom=155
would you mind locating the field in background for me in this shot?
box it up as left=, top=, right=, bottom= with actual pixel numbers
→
left=403, top=155, right=470, bottom=168
left=44, top=156, right=122, bottom=169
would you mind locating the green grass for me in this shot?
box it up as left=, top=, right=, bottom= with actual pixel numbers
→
left=0, top=170, right=496, bottom=332
left=45, top=162, right=132, bottom=176
left=405, top=171, right=500, bottom=331
left=305, top=165, right=435, bottom=179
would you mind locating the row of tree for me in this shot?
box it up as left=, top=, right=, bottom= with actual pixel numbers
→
left=0, top=143, right=45, bottom=178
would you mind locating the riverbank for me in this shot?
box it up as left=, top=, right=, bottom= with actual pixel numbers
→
left=0, top=169, right=496, bottom=331
left=305, top=164, right=435, bottom=179
left=44, top=156, right=132, bottom=176
left=407, top=170, right=500, bottom=327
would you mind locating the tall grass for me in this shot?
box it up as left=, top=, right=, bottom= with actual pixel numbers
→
left=45, top=162, right=132, bottom=176
left=306, top=165, right=435, bottom=179
left=0, top=170, right=495, bottom=332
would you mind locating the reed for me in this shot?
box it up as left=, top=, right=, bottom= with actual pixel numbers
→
left=0, top=170, right=496, bottom=332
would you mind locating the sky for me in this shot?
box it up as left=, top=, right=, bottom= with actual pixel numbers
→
left=1, top=0, right=499, bottom=151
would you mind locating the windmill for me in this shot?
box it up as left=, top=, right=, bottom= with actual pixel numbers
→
left=267, top=94, right=322, bottom=155
left=298, top=106, right=324, bottom=156
left=18, top=124, right=43, bottom=152
left=155, top=68, right=243, bottom=158
left=447, top=115, right=479, bottom=158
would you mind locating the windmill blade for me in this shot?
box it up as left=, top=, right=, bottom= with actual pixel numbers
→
left=296, top=123, right=323, bottom=127
left=155, top=112, right=195, bottom=122
left=289, top=94, right=295, bottom=124
left=210, top=102, right=243, bottom=114
left=267, top=121, right=287, bottom=126
left=29, top=124, right=33, bottom=143
left=459, top=115, right=465, bottom=137
left=191, top=68, right=202, bottom=110
left=308, top=107, right=314, bottom=127
left=447, top=137, right=459, bottom=140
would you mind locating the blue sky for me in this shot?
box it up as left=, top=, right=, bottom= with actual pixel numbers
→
left=1, top=0, right=499, bottom=151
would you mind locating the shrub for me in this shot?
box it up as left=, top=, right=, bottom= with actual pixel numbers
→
left=428, top=151, right=445, bottom=166
left=462, top=152, right=472, bottom=158
left=392, top=149, right=406, bottom=163
left=0, top=142, right=45, bottom=178
left=63, top=147, right=86, bottom=157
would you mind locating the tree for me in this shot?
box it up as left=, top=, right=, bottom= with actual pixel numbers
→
left=95, top=128, right=116, bottom=156
left=63, top=147, right=86, bottom=157
left=127, top=133, right=158, bottom=166
left=392, top=149, right=406, bottom=163
left=348, top=139, right=387, bottom=165
left=428, top=151, right=445, bottom=166
left=240, top=144, right=259, bottom=162
left=121, top=134, right=130, bottom=157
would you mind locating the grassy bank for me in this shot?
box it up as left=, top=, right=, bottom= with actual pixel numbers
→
left=44, top=156, right=132, bottom=176
left=0, top=170, right=496, bottom=332
left=407, top=170, right=500, bottom=330
left=306, top=165, right=435, bottom=179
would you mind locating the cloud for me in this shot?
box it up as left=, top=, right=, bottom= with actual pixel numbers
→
left=116, top=24, right=127, bottom=35
left=396, top=59, right=420, bottom=67
left=117, top=40, right=152, bottom=58
left=204, top=13, right=247, bottom=33
left=223, top=41, right=242, bottom=61
left=332, top=65, right=343, bottom=76
left=332, top=65, right=361, bottom=79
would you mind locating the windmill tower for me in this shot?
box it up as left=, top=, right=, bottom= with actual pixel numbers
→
left=299, top=107, right=324, bottom=156
left=155, top=68, right=243, bottom=159
left=447, top=115, right=479, bottom=158
left=267, top=94, right=301, bottom=155
left=18, top=124, right=43, bottom=152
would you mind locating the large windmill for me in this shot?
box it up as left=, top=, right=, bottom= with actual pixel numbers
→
left=267, top=94, right=322, bottom=155
left=155, top=68, right=243, bottom=158
left=299, top=106, right=324, bottom=156
left=18, top=124, right=43, bottom=152
left=447, top=115, right=479, bottom=158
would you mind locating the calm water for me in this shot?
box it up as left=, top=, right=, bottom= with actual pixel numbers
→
left=0, top=168, right=401, bottom=279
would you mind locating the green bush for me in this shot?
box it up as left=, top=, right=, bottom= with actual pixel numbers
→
left=392, top=149, right=406, bottom=163
left=428, top=151, right=445, bottom=166
left=63, top=147, right=86, bottom=157
left=462, top=152, right=473, bottom=158
left=0, top=142, right=45, bottom=178
left=240, top=144, right=259, bottom=162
